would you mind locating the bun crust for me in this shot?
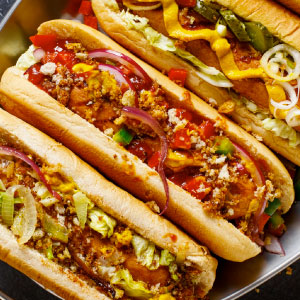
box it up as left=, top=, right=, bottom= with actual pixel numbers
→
left=0, top=20, right=294, bottom=261
left=275, top=0, right=300, bottom=15
left=91, top=0, right=300, bottom=166
left=0, top=108, right=217, bottom=296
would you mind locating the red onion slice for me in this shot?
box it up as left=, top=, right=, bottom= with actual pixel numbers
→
left=121, top=107, right=169, bottom=215
left=89, top=49, right=152, bottom=88
left=0, top=146, right=61, bottom=200
left=98, top=64, right=138, bottom=105
left=33, top=48, right=46, bottom=62
left=264, top=234, right=285, bottom=256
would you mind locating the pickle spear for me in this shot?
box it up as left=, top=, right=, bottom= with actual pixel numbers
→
left=194, top=0, right=220, bottom=23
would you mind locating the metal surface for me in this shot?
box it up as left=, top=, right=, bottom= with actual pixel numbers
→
left=0, top=0, right=299, bottom=299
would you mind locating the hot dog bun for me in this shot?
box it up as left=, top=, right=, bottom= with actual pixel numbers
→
left=275, top=0, right=300, bottom=16
left=0, top=107, right=217, bottom=298
left=92, top=0, right=300, bottom=166
left=0, top=20, right=294, bottom=261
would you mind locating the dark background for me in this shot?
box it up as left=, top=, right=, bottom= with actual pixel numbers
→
left=0, top=258, right=299, bottom=300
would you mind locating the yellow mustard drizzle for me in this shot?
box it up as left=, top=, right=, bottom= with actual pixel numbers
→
left=133, top=0, right=299, bottom=121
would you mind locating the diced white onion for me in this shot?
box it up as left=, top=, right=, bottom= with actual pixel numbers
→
left=261, top=44, right=300, bottom=81
left=270, top=81, right=298, bottom=110
left=216, top=24, right=227, bottom=37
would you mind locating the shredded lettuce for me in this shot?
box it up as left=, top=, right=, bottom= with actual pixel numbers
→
left=111, top=269, right=153, bottom=299
left=33, top=182, right=58, bottom=207
left=262, top=118, right=300, bottom=147
left=159, top=249, right=175, bottom=266
left=88, top=208, right=117, bottom=238
left=16, top=45, right=38, bottom=71
left=73, top=191, right=91, bottom=229
left=131, top=235, right=160, bottom=270
left=118, top=10, right=232, bottom=87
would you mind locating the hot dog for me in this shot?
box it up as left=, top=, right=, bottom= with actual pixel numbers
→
left=0, top=19, right=294, bottom=262
left=0, top=107, right=217, bottom=300
left=92, top=0, right=300, bottom=166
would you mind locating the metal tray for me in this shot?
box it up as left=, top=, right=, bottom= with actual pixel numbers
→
left=0, top=0, right=299, bottom=299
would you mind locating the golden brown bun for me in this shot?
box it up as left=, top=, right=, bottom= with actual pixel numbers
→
left=0, top=108, right=217, bottom=296
left=0, top=20, right=294, bottom=261
left=92, top=0, right=300, bottom=166
left=214, top=0, right=300, bottom=51
left=275, top=0, right=300, bottom=15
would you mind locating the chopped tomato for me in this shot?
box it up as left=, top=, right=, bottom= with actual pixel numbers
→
left=127, top=140, right=153, bottom=162
left=148, top=151, right=161, bottom=169
left=79, top=1, right=93, bottom=15
left=198, top=120, right=215, bottom=140
left=168, top=68, right=188, bottom=86
left=64, top=0, right=82, bottom=16
left=183, top=176, right=211, bottom=200
left=30, top=34, right=57, bottom=52
left=84, top=16, right=98, bottom=29
left=236, top=163, right=249, bottom=176
left=57, top=51, right=77, bottom=70
left=170, top=128, right=191, bottom=150
left=258, top=213, right=270, bottom=233
left=42, top=52, right=59, bottom=64
left=175, top=108, right=192, bottom=121
left=168, top=170, right=189, bottom=186
left=25, top=64, right=45, bottom=85
left=176, top=0, right=197, bottom=7
left=268, top=223, right=286, bottom=237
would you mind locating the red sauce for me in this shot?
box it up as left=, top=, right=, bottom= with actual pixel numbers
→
left=25, top=63, right=45, bottom=86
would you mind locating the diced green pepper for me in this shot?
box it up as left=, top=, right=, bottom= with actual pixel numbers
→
left=269, top=212, right=284, bottom=228
left=295, top=167, right=300, bottom=201
left=220, top=9, right=250, bottom=42
left=113, top=128, right=133, bottom=146
left=194, top=1, right=220, bottom=23
left=215, top=137, right=235, bottom=155
left=245, top=22, right=274, bottom=53
left=45, top=246, right=54, bottom=260
left=264, top=198, right=281, bottom=216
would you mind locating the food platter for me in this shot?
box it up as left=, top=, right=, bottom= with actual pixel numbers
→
left=0, top=0, right=299, bottom=299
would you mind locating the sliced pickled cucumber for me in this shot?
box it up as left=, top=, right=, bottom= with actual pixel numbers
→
left=220, top=9, right=250, bottom=42
left=194, top=1, right=220, bottom=23
left=245, top=22, right=274, bottom=53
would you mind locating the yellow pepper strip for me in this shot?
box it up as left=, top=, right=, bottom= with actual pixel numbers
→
left=72, top=63, right=94, bottom=73
left=267, top=84, right=289, bottom=119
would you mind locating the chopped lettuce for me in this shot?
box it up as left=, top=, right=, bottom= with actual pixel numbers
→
left=118, top=10, right=232, bottom=87
left=73, top=191, right=92, bottom=228
left=131, top=235, right=160, bottom=270
left=34, top=182, right=58, bottom=207
left=159, top=249, right=175, bottom=266
left=88, top=208, right=117, bottom=238
left=16, top=45, right=38, bottom=71
left=111, top=269, right=153, bottom=299
left=262, top=118, right=300, bottom=147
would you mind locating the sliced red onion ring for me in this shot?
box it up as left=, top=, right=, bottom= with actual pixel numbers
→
left=121, top=107, right=169, bottom=215
left=233, top=142, right=265, bottom=186
left=233, top=142, right=268, bottom=239
left=0, top=146, right=61, bottom=200
left=33, top=48, right=46, bottom=62
left=98, top=63, right=138, bottom=105
left=89, top=49, right=152, bottom=88
left=264, top=234, right=285, bottom=256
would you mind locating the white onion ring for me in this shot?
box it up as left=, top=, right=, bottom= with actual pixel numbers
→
left=270, top=81, right=298, bottom=110
left=269, top=57, right=292, bottom=75
left=286, top=107, right=300, bottom=127
left=261, top=44, right=300, bottom=81
left=7, top=185, right=37, bottom=244
left=123, top=0, right=162, bottom=10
